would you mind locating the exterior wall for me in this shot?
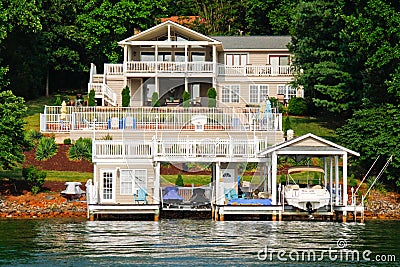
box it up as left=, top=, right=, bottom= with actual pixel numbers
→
left=95, top=161, right=155, bottom=204
left=106, top=77, right=124, bottom=105
left=128, top=78, right=142, bottom=107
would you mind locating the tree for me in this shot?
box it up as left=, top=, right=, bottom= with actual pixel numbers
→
left=121, top=85, right=130, bottom=107
left=0, top=91, right=30, bottom=169
left=207, top=87, right=217, bottom=107
left=182, top=90, right=190, bottom=108
left=336, top=104, right=400, bottom=187
left=151, top=92, right=160, bottom=107
left=175, top=174, right=184, bottom=187
left=88, top=89, right=96, bottom=106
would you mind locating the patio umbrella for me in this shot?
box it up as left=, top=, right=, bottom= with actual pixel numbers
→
left=60, top=101, right=67, bottom=120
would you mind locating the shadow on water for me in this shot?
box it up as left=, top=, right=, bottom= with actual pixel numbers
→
left=0, top=219, right=399, bottom=266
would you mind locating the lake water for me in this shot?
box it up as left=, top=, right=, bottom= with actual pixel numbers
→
left=0, top=219, right=399, bottom=266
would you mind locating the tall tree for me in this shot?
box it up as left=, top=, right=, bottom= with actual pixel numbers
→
left=289, top=0, right=359, bottom=114
left=0, top=91, right=30, bottom=169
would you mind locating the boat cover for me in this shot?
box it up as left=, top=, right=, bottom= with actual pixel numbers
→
left=227, top=198, right=272, bottom=206
left=163, top=186, right=184, bottom=203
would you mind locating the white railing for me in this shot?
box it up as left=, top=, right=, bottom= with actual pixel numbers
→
left=87, top=83, right=117, bottom=106
left=161, top=185, right=212, bottom=202
left=105, top=63, right=123, bottom=75
left=93, top=140, right=153, bottom=159
left=125, top=61, right=214, bottom=74
left=41, top=106, right=282, bottom=132
left=218, top=65, right=291, bottom=76
left=92, top=138, right=267, bottom=159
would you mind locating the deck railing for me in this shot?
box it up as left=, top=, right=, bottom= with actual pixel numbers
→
left=218, top=65, right=291, bottom=76
left=41, top=106, right=282, bottom=132
left=92, top=137, right=267, bottom=160
left=124, top=61, right=214, bottom=74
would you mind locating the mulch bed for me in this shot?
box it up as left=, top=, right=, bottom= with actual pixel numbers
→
left=23, top=144, right=93, bottom=172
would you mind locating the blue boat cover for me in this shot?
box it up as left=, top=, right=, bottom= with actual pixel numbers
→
left=227, top=198, right=272, bottom=206
left=163, top=186, right=184, bottom=201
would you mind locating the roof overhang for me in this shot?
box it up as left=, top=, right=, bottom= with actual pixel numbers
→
left=259, top=133, right=360, bottom=157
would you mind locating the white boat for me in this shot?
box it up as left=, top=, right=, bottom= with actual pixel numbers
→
left=284, top=166, right=330, bottom=212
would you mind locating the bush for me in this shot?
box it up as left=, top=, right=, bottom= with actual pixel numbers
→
left=207, top=87, right=217, bottom=107
left=183, top=90, right=190, bottom=108
left=63, top=138, right=72, bottom=145
left=22, top=165, right=46, bottom=194
left=288, top=97, right=308, bottom=116
left=151, top=92, right=160, bottom=107
left=121, top=86, right=130, bottom=107
left=88, top=89, right=96, bottom=106
left=68, top=137, right=92, bottom=161
left=36, top=137, right=58, bottom=161
left=283, top=116, right=292, bottom=133
left=175, top=174, right=184, bottom=187
left=54, top=95, right=62, bottom=106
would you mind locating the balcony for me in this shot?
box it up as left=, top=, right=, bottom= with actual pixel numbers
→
left=101, top=62, right=292, bottom=77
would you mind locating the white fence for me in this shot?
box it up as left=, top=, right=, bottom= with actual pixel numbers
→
left=92, top=138, right=267, bottom=160
left=40, top=106, right=282, bottom=132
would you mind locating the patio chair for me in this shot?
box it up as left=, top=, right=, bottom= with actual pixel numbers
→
left=133, top=188, right=148, bottom=204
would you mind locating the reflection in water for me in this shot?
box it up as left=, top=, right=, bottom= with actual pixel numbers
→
left=0, top=219, right=398, bottom=266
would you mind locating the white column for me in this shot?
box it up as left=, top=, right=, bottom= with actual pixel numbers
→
left=185, top=76, right=188, bottom=92
left=215, top=162, right=222, bottom=205
left=324, top=157, right=328, bottom=188
left=212, top=45, right=217, bottom=89
left=267, top=163, right=272, bottom=194
left=335, top=156, right=339, bottom=205
left=154, top=162, right=160, bottom=204
left=342, top=153, right=348, bottom=206
left=330, top=157, right=333, bottom=211
left=271, top=152, right=278, bottom=205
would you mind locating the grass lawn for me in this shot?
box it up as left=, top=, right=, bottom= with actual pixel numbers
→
left=0, top=168, right=92, bottom=183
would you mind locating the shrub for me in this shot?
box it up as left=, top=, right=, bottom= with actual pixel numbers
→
left=151, top=92, right=160, bottom=107
left=22, top=165, right=46, bottom=194
left=54, top=95, right=62, bottom=106
left=175, top=174, right=184, bottom=187
left=88, top=89, right=96, bottom=106
left=183, top=90, right=190, bottom=108
left=26, top=129, right=42, bottom=146
left=207, top=87, right=217, bottom=107
left=68, top=137, right=92, bottom=161
left=63, top=138, right=72, bottom=145
left=121, top=86, right=130, bottom=107
left=36, top=137, right=58, bottom=161
left=288, top=97, right=308, bottom=116
left=283, top=116, right=292, bottom=133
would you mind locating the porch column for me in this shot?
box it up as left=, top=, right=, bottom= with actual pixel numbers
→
left=215, top=162, right=223, bottom=205
left=342, top=153, right=348, bottom=206
left=267, top=164, right=272, bottom=194
left=335, top=156, right=339, bottom=205
left=324, top=157, right=328, bottom=188
left=271, top=152, right=278, bottom=205
left=154, top=161, right=160, bottom=204
left=330, top=157, right=333, bottom=211
left=212, top=45, right=217, bottom=89
left=123, top=45, right=127, bottom=87
left=184, top=44, right=188, bottom=72
left=185, top=76, right=188, bottom=92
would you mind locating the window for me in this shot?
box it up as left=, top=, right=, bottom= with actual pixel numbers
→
left=120, top=169, right=147, bottom=195
left=249, top=85, right=269, bottom=103
left=226, top=54, right=247, bottom=66
left=102, top=171, right=114, bottom=201
left=190, top=84, right=200, bottom=100
left=158, top=52, right=171, bottom=62
left=278, top=85, right=297, bottom=99
left=141, top=52, right=155, bottom=61
left=221, top=85, right=240, bottom=103
left=191, top=52, right=205, bottom=62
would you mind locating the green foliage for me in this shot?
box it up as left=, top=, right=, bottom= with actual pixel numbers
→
left=102, top=134, right=113, bottom=140
left=349, top=174, right=358, bottom=188
left=121, top=86, right=130, bottom=107
left=337, top=104, right=400, bottom=187
left=36, top=137, right=58, bottom=161
left=0, top=91, right=30, bottom=169
left=207, top=87, right=217, bottom=107
left=22, top=165, right=46, bottom=194
left=182, top=90, right=190, bottom=108
left=151, top=92, right=160, bottom=107
left=283, top=116, right=292, bottom=133
left=63, top=138, right=72, bottom=145
left=88, top=89, right=96, bottom=106
left=175, top=173, right=184, bottom=187
left=54, top=95, right=62, bottom=106
left=26, top=129, right=43, bottom=144
left=288, top=97, right=307, bottom=116
left=68, top=137, right=92, bottom=161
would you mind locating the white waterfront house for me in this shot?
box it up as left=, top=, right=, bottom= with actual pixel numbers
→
left=40, top=21, right=363, bottom=222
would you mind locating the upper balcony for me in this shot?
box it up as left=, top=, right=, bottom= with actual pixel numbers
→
left=101, top=62, right=292, bottom=77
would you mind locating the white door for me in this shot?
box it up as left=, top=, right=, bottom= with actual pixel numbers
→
left=270, top=56, right=279, bottom=75
left=100, top=169, right=116, bottom=203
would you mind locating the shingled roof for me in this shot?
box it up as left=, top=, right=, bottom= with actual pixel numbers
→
left=212, top=36, right=291, bottom=50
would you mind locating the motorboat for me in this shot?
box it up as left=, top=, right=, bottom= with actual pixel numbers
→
left=284, top=166, right=330, bottom=212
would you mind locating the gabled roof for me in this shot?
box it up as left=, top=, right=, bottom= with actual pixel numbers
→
left=118, top=20, right=221, bottom=45
left=259, top=133, right=360, bottom=157
left=212, top=36, right=291, bottom=50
